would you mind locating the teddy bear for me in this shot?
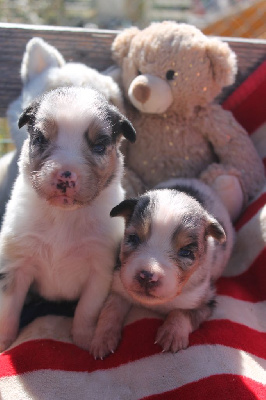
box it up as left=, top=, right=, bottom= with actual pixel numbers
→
left=111, top=21, right=265, bottom=221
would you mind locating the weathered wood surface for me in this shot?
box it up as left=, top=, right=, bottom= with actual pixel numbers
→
left=0, top=22, right=265, bottom=117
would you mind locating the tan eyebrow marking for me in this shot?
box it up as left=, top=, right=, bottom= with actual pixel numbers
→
left=172, top=224, right=199, bottom=251
left=85, top=116, right=111, bottom=144
left=36, top=118, right=57, bottom=139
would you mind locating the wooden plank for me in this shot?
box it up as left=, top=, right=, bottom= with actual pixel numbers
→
left=0, top=22, right=265, bottom=117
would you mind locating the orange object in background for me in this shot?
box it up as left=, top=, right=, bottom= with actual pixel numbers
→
left=202, top=0, right=266, bottom=39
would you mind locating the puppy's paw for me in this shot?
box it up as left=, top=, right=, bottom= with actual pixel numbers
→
left=155, top=311, right=192, bottom=353
left=155, top=324, right=189, bottom=353
left=90, top=327, right=121, bottom=360
left=72, top=326, right=95, bottom=351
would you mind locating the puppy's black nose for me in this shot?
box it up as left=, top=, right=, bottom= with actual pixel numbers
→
left=55, top=170, right=78, bottom=194
left=61, top=170, right=72, bottom=179
left=136, top=270, right=159, bottom=288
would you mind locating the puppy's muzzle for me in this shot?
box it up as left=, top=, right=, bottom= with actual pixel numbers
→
left=55, top=170, right=78, bottom=194
left=135, top=270, right=160, bottom=290
left=47, top=167, right=81, bottom=207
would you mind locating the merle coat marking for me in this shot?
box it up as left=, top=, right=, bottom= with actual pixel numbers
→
left=90, top=178, right=234, bottom=358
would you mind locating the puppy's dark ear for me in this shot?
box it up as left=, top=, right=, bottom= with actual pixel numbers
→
left=110, top=198, right=138, bottom=224
left=108, top=106, right=136, bottom=143
left=18, top=100, right=40, bottom=129
left=206, top=217, right=226, bottom=244
left=119, top=118, right=136, bottom=143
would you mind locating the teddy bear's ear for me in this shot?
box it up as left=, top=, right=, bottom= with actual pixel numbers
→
left=21, top=37, right=65, bottom=84
left=205, top=38, right=237, bottom=88
left=112, top=27, right=140, bottom=66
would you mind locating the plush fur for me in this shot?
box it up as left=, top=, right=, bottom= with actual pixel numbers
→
left=90, top=178, right=234, bottom=358
left=0, top=37, right=126, bottom=224
left=110, top=21, right=265, bottom=221
left=0, top=86, right=136, bottom=352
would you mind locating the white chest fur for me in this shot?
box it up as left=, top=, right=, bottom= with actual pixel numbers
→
left=0, top=175, right=124, bottom=301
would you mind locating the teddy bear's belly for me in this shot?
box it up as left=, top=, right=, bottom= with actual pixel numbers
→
left=126, top=124, right=214, bottom=187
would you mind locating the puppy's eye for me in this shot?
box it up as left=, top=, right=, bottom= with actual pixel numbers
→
left=178, top=247, right=194, bottom=259
left=92, top=143, right=106, bottom=155
left=32, top=131, right=48, bottom=146
left=166, top=70, right=175, bottom=80
left=127, top=234, right=141, bottom=247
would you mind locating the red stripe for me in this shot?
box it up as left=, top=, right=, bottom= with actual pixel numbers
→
left=142, top=375, right=266, bottom=400
left=190, top=319, right=266, bottom=359
left=0, top=318, right=265, bottom=378
left=0, top=319, right=162, bottom=378
left=226, top=78, right=266, bottom=134
left=217, top=249, right=266, bottom=302
left=234, top=193, right=266, bottom=231
left=223, top=61, right=266, bottom=134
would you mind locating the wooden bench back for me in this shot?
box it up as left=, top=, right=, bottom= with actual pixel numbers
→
left=0, top=22, right=265, bottom=117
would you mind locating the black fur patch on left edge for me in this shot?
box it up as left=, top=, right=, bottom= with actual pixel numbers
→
left=19, top=298, right=78, bottom=329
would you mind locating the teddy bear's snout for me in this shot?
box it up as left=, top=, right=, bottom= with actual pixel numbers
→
left=132, top=82, right=151, bottom=104
left=128, top=74, right=173, bottom=114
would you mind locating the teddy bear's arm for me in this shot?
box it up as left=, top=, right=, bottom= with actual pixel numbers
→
left=200, top=105, right=265, bottom=208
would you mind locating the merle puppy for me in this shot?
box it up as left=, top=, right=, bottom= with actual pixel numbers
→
left=0, top=86, right=136, bottom=352
left=90, top=178, right=234, bottom=358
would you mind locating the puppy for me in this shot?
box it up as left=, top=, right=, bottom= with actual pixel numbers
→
left=0, top=37, right=125, bottom=225
left=90, top=178, right=234, bottom=358
left=0, top=86, right=136, bottom=352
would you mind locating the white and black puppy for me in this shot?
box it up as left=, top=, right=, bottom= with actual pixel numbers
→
left=0, top=86, right=136, bottom=352
left=90, top=178, right=234, bottom=358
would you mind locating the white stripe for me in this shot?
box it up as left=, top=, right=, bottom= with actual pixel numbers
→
left=223, top=199, right=266, bottom=277
left=212, top=295, right=266, bottom=332
left=0, top=346, right=266, bottom=400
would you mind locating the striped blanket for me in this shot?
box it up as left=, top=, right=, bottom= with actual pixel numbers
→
left=0, top=62, right=265, bottom=400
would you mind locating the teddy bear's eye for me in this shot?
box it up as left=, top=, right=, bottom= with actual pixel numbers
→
left=166, top=70, right=175, bottom=80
